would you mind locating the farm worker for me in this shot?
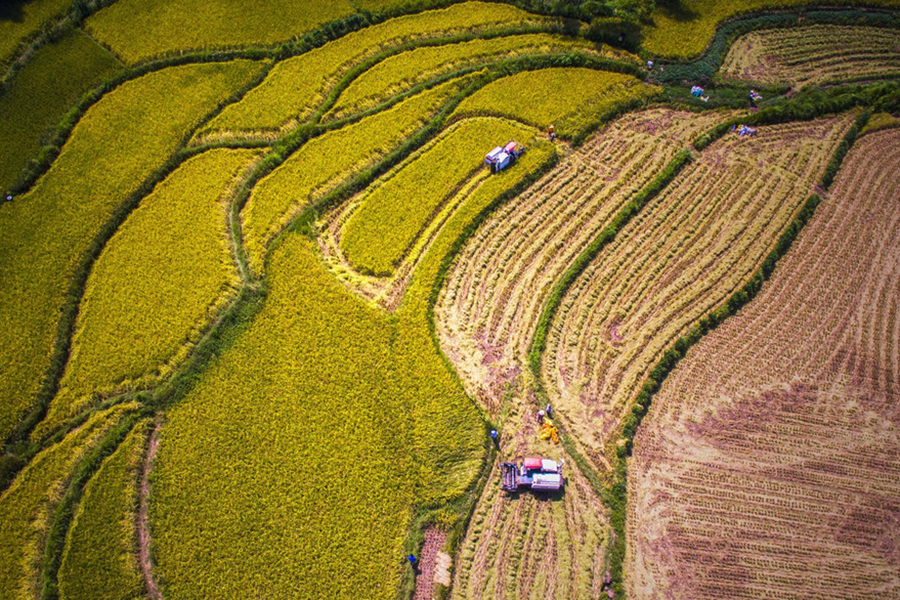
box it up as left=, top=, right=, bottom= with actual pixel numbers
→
left=490, top=429, right=498, bottom=440
left=4, top=195, right=10, bottom=202
left=537, top=409, right=545, bottom=424
left=647, top=60, right=653, bottom=71
left=545, top=403, right=553, bottom=417
left=407, top=555, right=417, bottom=567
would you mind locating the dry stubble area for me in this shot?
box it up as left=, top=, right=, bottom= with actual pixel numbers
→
left=542, top=115, right=853, bottom=471
left=436, top=108, right=728, bottom=418
left=627, top=128, right=900, bottom=600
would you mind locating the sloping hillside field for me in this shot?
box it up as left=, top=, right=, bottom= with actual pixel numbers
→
left=1, top=2, right=899, bottom=600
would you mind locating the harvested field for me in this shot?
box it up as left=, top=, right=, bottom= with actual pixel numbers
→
left=201, top=2, right=548, bottom=137
left=543, top=115, right=853, bottom=470
left=721, top=25, right=900, bottom=87
left=628, top=128, right=900, bottom=600
left=436, top=108, right=729, bottom=419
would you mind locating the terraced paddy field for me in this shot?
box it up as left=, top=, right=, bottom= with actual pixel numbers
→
left=628, top=128, right=900, bottom=600
left=722, top=25, right=900, bottom=88
left=1, top=2, right=900, bottom=600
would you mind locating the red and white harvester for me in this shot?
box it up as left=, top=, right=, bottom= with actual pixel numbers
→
left=500, top=457, right=564, bottom=492
left=484, top=140, right=525, bottom=173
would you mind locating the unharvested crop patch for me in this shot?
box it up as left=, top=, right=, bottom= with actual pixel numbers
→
left=324, top=34, right=627, bottom=121
left=338, top=117, right=538, bottom=277
left=721, top=24, right=900, bottom=88
left=201, top=2, right=549, bottom=138
left=242, top=77, right=467, bottom=275
left=451, top=68, right=659, bottom=141
left=628, top=128, right=900, bottom=600
left=543, top=115, right=853, bottom=469
left=38, top=149, right=260, bottom=439
left=437, top=108, right=728, bottom=419
left=0, top=60, right=262, bottom=445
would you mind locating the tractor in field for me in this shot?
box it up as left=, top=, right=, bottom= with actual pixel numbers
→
left=484, top=140, right=525, bottom=173
left=500, top=457, right=564, bottom=492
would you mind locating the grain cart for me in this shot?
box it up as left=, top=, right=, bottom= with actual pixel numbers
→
left=484, top=140, right=525, bottom=174
left=500, top=457, right=564, bottom=492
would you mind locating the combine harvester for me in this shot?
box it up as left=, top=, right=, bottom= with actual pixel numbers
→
left=484, top=140, right=525, bottom=173
left=500, top=457, right=564, bottom=492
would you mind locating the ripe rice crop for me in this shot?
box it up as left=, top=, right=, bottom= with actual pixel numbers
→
left=242, top=77, right=466, bottom=275
left=339, top=117, right=536, bottom=277
left=0, top=402, right=138, bottom=600
left=150, top=234, right=483, bottom=600
left=451, top=68, right=660, bottom=141
left=201, top=1, right=548, bottom=137
left=0, top=30, right=121, bottom=194
left=628, top=128, right=900, bottom=600
left=642, top=0, right=900, bottom=59
left=324, top=34, right=625, bottom=121
left=0, top=60, right=262, bottom=444
left=84, top=0, right=357, bottom=64
left=542, top=116, right=853, bottom=470
left=436, top=108, right=728, bottom=418
left=721, top=25, right=900, bottom=88
left=58, top=419, right=149, bottom=600
left=38, top=149, right=260, bottom=440
left=0, top=0, right=71, bottom=66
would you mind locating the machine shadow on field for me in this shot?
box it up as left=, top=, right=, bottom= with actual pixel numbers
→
left=0, top=0, right=34, bottom=22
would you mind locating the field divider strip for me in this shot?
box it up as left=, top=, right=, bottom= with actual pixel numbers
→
left=599, top=108, right=871, bottom=599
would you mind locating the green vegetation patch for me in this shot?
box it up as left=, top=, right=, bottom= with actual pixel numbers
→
left=0, top=29, right=121, bottom=194
left=0, top=0, right=72, bottom=66
left=340, top=118, right=536, bottom=276
left=326, top=33, right=619, bottom=120
left=452, top=67, right=659, bottom=140
left=0, top=60, right=262, bottom=445
left=58, top=419, right=149, bottom=600
left=243, top=78, right=467, bottom=275
left=642, top=0, right=900, bottom=60
left=0, top=403, right=137, bottom=600
left=43, top=149, right=260, bottom=437
left=84, top=0, right=356, bottom=64
left=202, top=1, right=547, bottom=136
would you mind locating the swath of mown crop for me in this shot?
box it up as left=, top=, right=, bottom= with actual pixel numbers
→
left=242, top=76, right=469, bottom=275
left=628, top=128, right=900, bottom=600
left=451, top=457, right=608, bottom=600
left=436, top=108, right=728, bottom=418
left=721, top=24, right=900, bottom=88
left=200, top=1, right=549, bottom=139
left=451, top=67, right=659, bottom=141
left=0, top=402, right=139, bottom=600
left=339, top=117, right=536, bottom=277
left=37, top=149, right=260, bottom=440
left=0, top=60, right=262, bottom=446
left=543, top=115, right=853, bottom=471
left=58, top=419, right=150, bottom=600
left=324, top=34, right=633, bottom=121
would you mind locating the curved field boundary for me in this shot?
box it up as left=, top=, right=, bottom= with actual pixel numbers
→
left=721, top=24, right=900, bottom=88
left=652, top=7, right=900, bottom=84
left=627, top=124, right=898, bottom=600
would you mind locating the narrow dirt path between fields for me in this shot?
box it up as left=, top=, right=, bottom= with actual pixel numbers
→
left=138, top=422, right=163, bottom=600
left=414, top=528, right=449, bottom=600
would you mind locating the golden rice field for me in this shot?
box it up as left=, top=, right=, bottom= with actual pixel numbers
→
left=2, top=2, right=900, bottom=600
